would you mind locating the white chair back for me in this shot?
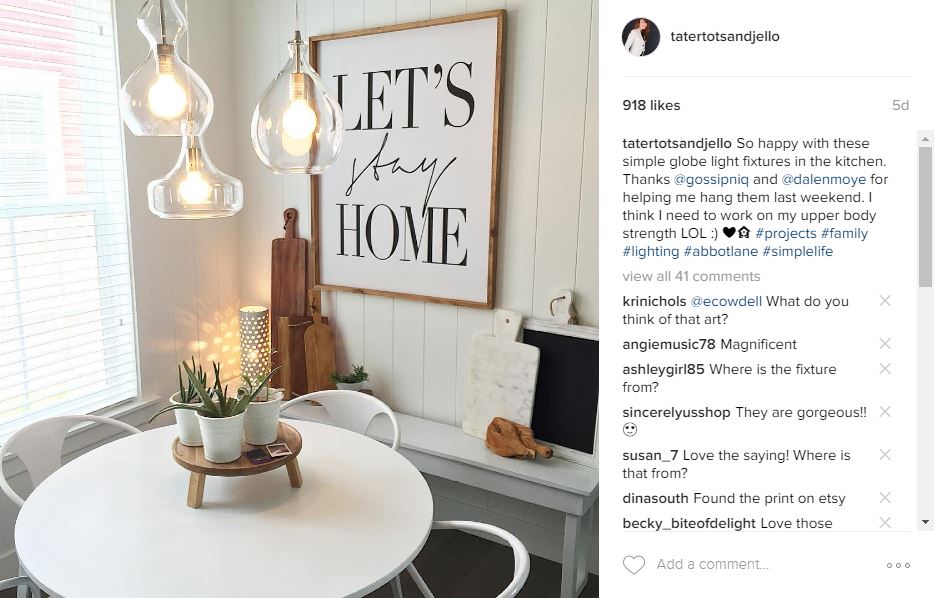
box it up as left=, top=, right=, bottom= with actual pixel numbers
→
left=0, top=575, right=40, bottom=597
left=0, top=415, right=141, bottom=507
left=406, top=521, right=531, bottom=598
left=280, top=390, right=401, bottom=450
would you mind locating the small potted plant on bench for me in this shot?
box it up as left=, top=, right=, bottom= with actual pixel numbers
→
left=330, top=364, right=369, bottom=391
left=242, top=367, right=284, bottom=445
left=170, top=357, right=206, bottom=447
left=150, top=361, right=275, bottom=463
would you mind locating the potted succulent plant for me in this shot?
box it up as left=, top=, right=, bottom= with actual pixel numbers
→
left=330, top=364, right=369, bottom=392
left=150, top=361, right=275, bottom=463
left=241, top=369, right=284, bottom=445
left=170, top=357, right=206, bottom=447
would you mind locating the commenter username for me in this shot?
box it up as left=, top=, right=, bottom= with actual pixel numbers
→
left=623, top=517, right=829, bottom=531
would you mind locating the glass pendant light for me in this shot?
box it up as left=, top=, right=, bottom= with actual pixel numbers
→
left=120, top=0, right=213, bottom=136
left=148, top=119, right=243, bottom=218
left=251, top=0, right=343, bottom=174
left=146, top=0, right=241, bottom=219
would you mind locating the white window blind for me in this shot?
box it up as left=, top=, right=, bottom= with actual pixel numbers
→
left=0, top=0, right=137, bottom=440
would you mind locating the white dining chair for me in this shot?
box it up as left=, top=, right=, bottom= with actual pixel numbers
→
left=406, top=521, right=531, bottom=598
left=281, top=390, right=404, bottom=595
left=0, top=576, right=40, bottom=597
left=0, top=415, right=142, bottom=508
left=279, top=390, right=401, bottom=451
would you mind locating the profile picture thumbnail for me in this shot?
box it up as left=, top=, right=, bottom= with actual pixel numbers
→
left=623, top=17, right=660, bottom=57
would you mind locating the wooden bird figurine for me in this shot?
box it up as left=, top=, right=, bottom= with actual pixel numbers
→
left=485, top=417, right=553, bottom=460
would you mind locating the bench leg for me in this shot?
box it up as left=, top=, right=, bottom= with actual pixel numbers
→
left=576, top=507, right=595, bottom=593
left=560, top=508, right=594, bottom=598
left=187, top=472, right=205, bottom=508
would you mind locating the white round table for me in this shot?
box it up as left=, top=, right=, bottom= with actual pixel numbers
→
left=15, top=421, right=433, bottom=597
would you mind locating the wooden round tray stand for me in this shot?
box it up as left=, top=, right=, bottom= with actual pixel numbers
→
left=172, top=422, right=303, bottom=509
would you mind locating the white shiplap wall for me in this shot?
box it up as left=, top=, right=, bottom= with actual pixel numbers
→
left=231, top=0, right=597, bottom=570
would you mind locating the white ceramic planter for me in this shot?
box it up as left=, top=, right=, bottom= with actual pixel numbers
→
left=170, top=392, right=203, bottom=447
left=197, top=412, right=246, bottom=463
left=243, top=390, right=283, bottom=445
left=336, top=382, right=363, bottom=392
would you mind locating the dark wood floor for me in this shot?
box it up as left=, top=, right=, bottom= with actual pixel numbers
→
left=367, top=529, right=598, bottom=598
left=3, top=530, right=598, bottom=597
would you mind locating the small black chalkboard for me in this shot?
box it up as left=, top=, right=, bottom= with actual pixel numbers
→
left=524, top=323, right=599, bottom=457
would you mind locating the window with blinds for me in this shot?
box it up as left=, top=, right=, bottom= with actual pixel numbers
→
left=0, top=0, right=138, bottom=440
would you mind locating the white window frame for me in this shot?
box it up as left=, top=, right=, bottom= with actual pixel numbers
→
left=0, top=1, right=141, bottom=442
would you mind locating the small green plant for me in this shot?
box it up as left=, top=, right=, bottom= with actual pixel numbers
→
left=149, top=361, right=277, bottom=423
left=330, top=364, right=369, bottom=385
left=241, top=372, right=282, bottom=402
left=240, top=352, right=281, bottom=403
left=176, top=356, right=206, bottom=404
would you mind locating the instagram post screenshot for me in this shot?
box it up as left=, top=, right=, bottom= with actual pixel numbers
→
left=3, top=0, right=602, bottom=597
left=604, top=1, right=934, bottom=596
left=1, top=0, right=931, bottom=596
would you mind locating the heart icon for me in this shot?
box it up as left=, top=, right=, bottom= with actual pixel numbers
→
left=623, top=555, right=645, bottom=575
left=723, top=227, right=736, bottom=238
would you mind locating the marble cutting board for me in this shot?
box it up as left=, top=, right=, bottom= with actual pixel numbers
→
left=462, top=332, right=541, bottom=439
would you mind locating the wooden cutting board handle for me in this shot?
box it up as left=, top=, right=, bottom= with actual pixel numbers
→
left=283, top=207, right=298, bottom=239
left=305, top=289, right=335, bottom=392
left=308, top=289, right=322, bottom=323
left=271, top=207, right=308, bottom=388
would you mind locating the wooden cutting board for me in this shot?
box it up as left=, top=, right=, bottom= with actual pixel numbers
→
left=271, top=208, right=307, bottom=386
left=276, top=316, right=313, bottom=397
left=304, top=307, right=337, bottom=393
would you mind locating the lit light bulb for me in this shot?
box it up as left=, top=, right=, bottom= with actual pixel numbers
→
left=282, top=98, right=317, bottom=139
left=179, top=169, right=211, bottom=204
left=282, top=130, right=313, bottom=156
left=148, top=73, right=187, bottom=118
left=149, top=119, right=241, bottom=218
left=252, top=29, right=343, bottom=173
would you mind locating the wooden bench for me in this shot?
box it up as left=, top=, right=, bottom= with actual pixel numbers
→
left=283, top=405, right=598, bottom=598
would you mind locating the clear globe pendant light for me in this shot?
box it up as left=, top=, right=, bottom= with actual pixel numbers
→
left=251, top=1, right=343, bottom=174
left=148, top=119, right=243, bottom=218
left=120, top=0, right=213, bottom=136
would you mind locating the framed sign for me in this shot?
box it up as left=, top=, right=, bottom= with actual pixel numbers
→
left=310, top=11, right=505, bottom=309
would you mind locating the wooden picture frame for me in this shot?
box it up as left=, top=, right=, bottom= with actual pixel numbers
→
left=309, top=10, right=505, bottom=309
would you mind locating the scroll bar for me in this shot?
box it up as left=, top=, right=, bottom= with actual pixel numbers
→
left=918, top=132, right=933, bottom=530
left=921, top=138, right=932, bottom=287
